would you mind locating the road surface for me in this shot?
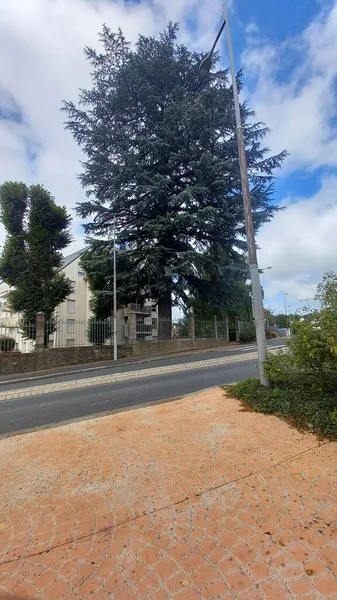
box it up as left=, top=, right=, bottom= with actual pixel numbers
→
left=0, top=339, right=286, bottom=436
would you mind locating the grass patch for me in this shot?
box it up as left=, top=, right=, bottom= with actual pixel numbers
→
left=226, top=378, right=337, bottom=440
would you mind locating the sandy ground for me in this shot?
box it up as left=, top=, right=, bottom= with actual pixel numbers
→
left=0, top=387, right=336, bottom=599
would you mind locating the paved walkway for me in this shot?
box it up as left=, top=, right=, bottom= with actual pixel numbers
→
left=0, top=388, right=336, bottom=599
left=0, top=348, right=282, bottom=403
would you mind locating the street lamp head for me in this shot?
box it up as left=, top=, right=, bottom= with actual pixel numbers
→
left=198, top=54, right=212, bottom=79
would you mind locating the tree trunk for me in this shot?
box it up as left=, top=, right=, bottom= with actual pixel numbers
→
left=157, top=290, right=172, bottom=338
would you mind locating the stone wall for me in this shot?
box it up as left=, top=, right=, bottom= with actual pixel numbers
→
left=131, top=337, right=228, bottom=357
left=0, top=345, right=132, bottom=376
left=0, top=337, right=230, bottom=376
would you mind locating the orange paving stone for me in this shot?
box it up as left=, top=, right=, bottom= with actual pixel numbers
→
left=0, top=387, right=336, bottom=599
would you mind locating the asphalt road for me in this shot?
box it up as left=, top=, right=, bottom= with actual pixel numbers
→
left=0, top=339, right=286, bottom=437
left=0, top=338, right=285, bottom=392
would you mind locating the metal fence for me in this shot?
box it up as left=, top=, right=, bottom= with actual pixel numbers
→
left=195, top=320, right=213, bottom=338
left=49, top=319, right=122, bottom=348
left=217, top=321, right=228, bottom=339
left=0, top=321, right=20, bottom=351
left=0, top=315, right=231, bottom=351
left=135, top=318, right=190, bottom=341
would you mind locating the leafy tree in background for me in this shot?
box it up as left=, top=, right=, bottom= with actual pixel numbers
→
left=63, top=24, right=286, bottom=321
left=274, top=313, right=288, bottom=328
left=80, top=243, right=144, bottom=320
left=82, top=243, right=143, bottom=345
left=0, top=182, right=73, bottom=344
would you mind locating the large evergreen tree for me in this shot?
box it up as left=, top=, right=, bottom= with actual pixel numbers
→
left=0, top=182, right=73, bottom=342
left=63, top=24, right=286, bottom=320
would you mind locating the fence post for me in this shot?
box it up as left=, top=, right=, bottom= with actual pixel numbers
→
left=212, top=315, right=218, bottom=340
left=225, top=316, right=229, bottom=342
left=188, top=314, right=195, bottom=343
left=235, top=316, right=240, bottom=342
left=35, top=311, right=45, bottom=353
left=128, top=313, right=137, bottom=342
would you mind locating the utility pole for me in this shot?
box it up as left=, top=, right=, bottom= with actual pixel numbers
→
left=113, top=220, right=117, bottom=361
left=199, top=7, right=268, bottom=386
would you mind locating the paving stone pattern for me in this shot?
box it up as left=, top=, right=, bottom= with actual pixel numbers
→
left=0, top=388, right=336, bottom=599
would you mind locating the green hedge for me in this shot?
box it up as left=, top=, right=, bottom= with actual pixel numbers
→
left=227, top=378, right=337, bottom=439
left=0, top=336, right=16, bottom=352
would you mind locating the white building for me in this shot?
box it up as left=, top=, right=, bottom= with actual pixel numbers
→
left=0, top=248, right=161, bottom=351
left=0, top=249, right=92, bottom=351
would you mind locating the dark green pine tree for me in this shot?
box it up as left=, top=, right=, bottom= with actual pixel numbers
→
left=63, top=24, right=287, bottom=321
left=0, top=182, right=73, bottom=343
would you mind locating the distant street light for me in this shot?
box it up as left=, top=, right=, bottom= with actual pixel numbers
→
left=199, top=7, right=268, bottom=386
left=283, top=292, right=290, bottom=336
left=283, top=292, right=288, bottom=316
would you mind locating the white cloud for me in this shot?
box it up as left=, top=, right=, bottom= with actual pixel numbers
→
left=242, top=1, right=337, bottom=171
left=241, top=1, right=337, bottom=310
left=257, top=176, right=337, bottom=310
left=0, top=0, right=224, bottom=252
left=1, top=0, right=337, bottom=314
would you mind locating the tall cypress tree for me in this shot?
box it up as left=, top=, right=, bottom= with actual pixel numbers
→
left=0, top=182, right=73, bottom=342
left=63, top=24, right=286, bottom=320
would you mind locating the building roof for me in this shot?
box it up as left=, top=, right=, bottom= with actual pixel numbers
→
left=61, top=249, right=86, bottom=270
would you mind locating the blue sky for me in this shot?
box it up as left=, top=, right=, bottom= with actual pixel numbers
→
left=0, top=0, right=337, bottom=315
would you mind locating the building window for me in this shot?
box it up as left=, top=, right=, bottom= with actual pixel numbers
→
left=70, top=280, right=76, bottom=293
left=67, top=339, right=75, bottom=347
left=67, top=319, right=75, bottom=334
left=151, top=306, right=157, bottom=313
left=152, top=318, right=157, bottom=329
left=67, top=300, right=76, bottom=313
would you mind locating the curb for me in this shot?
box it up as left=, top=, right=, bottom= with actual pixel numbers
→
left=0, top=344, right=240, bottom=387
left=0, top=384, right=238, bottom=440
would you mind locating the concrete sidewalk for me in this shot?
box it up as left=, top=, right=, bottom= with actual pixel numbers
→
left=0, top=388, right=336, bottom=599
left=0, top=343, right=239, bottom=387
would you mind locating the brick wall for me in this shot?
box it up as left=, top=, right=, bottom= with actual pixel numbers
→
left=0, top=338, right=229, bottom=376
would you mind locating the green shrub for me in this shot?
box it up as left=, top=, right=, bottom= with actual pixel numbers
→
left=0, top=336, right=16, bottom=352
left=239, top=325, right=278, bottom=343
left=227, top=378, right=337, bottom=439
left=239, top=323, right=256, bottom=343
left=227, top=272, right=337, bottom=440
left=87, top=318, right=112, bottom=345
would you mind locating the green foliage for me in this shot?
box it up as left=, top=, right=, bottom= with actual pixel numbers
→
left=228, top=272, right=337, bottom=439
left=266, top=328, right=278, bottom=339
left=238, top=324, right=277, bottom=343
left=80, top=244, right=144, bottom=319
left=228, top=378, right=337, bottom=439
left=0, top=336, right=16, bottom=352
left=239, top=323, right=256, bottom=343
left=63, top=24, right=286, bottom=319
left=282, top=272, right=337, bottom=378
left=87, top=318, right=112, bottom=346
left=264, top=308, right=276, bottom=326
left=173, top=317, right=189, bottom=337
left=0, top=182, right=73, bottom=343
left=274, top=313, right=288, bottom=328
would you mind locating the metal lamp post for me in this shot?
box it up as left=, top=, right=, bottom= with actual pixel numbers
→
left=113, top=220, right=118, bottom=361
left=283, top=292, right=289, bottom=336
left=199, top=7, right=268, bottom=386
